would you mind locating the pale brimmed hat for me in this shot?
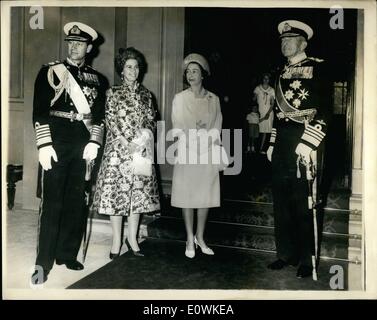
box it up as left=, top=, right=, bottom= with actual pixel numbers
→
left=183, top=53, right=210, bottom=75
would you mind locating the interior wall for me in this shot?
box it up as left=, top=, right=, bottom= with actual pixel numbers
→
left=114, top=8, right=128, bottom=85
left=8, top=8, right=25, bottom=165
left=159, top=8, right=185, bottom=186
left=8, top=103, right=24, bottom=165
left=126, top=8, right=164, bottom=106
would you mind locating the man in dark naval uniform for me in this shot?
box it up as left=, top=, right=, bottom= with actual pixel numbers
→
left=31, top=22, right=107, bottom=285
left=266, top=20, right=331, bottom=278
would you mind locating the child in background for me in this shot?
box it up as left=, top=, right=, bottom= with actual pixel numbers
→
left=246, top=105, right=260, bottom=153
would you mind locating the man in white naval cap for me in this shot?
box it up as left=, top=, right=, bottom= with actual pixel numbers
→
left=266, top=20, right=331, bottom=279
left=31, top=22, right=107, bottom=284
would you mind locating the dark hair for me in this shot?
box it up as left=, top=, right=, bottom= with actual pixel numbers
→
left=183, top=62, right=209, bottom=86
left=261, top=73, right=271, bottom=81
left=115, top=47, right=146, bottom=78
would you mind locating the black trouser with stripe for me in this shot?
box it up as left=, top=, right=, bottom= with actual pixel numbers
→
left=36, top=141, right=87, bottom=271
left=271, top=124, right=316, bottom=267
left=272, top=173, right=314, bottom=266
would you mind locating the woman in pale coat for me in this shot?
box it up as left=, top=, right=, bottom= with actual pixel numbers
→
left=171, top=53, right=223, bottom=258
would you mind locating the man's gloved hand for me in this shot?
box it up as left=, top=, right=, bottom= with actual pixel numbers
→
left=39, top=146, right=58, bottom=171
left=295, top=143, right=312, bottom=164
left=83, top=142, right=100, bottom=161
left=266, top=146, right=274, bottom=162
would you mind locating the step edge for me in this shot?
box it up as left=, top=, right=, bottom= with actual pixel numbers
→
left=165, top=198, right=352, bottom=214
left=153, top=216, right=361, bottom=239
left=222, top=199, right=352, bottom=212
left=146, top=236, right=357, bottom=264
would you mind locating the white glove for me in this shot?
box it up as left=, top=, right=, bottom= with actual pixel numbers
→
left=83, top=142, right=99, bottom=161
left=295, top=143, right=312, bottom=164
left=266, top=146, right=274, bottom=162
left=39, top=146, right=58, bottom=171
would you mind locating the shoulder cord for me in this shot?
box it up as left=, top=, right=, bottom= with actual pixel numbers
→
left=47, top=67, right=70, bottom=106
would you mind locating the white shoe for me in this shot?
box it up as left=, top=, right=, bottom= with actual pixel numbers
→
left=185, top=241, right=195, bottom=258
left=194, top=237, right=215, bottom=255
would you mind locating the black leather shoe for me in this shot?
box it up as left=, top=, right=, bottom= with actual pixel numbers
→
left=109, top=252, right=120, bottom=260
left=267, top=259, right=288, bottom=270
left=125, top=238, right=144, bottom=257
left=31, top=268, right=49, bottom=285
left=296, top=265, right=313, bottom=278
left=56, top=259, right=84, bottom=270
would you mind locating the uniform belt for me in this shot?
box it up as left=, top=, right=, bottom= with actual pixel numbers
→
left=49, top=110, right=92, bottom=122
left=277, top=108, right=317, bottom=121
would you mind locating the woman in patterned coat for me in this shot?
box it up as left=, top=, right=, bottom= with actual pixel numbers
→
left=92, top=47, right=160, bottom=258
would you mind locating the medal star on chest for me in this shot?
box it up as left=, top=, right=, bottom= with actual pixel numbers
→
left=290, top=80, right=302, bottom=90
left=284, top=85, right=310, bottom=109
left=82, top=86, right=98, bottom=106
left=284, top=89, right=294, bottom=101
left=292, top=98, right=301, bottom=108
left=298, top=88, right=309, bottom=100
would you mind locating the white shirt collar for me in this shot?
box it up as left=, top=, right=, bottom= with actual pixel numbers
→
left=288, top=52, right=307, bottom=66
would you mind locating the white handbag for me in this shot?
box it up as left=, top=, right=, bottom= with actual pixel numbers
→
left=131, top=152, right=152, bottom=176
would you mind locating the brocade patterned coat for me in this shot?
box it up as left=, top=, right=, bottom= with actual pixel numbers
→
left=91, top=82, right=160, bottom=216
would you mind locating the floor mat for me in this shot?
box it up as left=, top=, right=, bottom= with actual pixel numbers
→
left=69, top=238, right=347, bottom=290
